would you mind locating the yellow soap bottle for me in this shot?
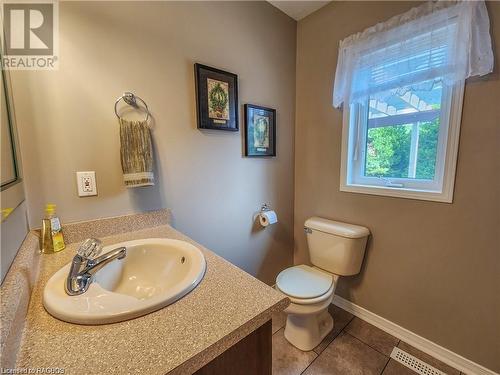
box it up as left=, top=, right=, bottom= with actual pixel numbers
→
left=40, top=204, right=66, bottom=254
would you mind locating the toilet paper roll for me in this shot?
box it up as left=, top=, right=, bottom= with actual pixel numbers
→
left=259, top=210, right=278, bottom=227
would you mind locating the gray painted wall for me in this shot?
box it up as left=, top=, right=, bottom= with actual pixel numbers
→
left=10, top=1, right=296, bottom=284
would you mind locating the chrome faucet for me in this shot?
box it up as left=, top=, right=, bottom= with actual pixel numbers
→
left=65, top=238, right=126, bottom=296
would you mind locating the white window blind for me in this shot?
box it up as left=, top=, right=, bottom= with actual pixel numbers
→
left=353, top=23, right=454, bottom=99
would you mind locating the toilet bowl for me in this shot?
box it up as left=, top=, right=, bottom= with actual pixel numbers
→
left=276, top=264, right=339, bottom=351
left=276, top=217, right=370, bottom=351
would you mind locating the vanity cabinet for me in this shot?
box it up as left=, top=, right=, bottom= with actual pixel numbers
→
left=194, top=320, right=272, bottom=375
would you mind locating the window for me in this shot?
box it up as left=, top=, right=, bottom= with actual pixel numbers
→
left=334, top=1, right=493, bottom=203
left=341, top=78, right=464, bottom=202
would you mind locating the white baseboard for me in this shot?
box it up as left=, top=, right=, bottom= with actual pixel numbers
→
left=332, top=295, right=498, bottom=375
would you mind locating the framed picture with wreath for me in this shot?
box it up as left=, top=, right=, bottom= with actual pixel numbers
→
left=194, top=63, right=239, bottom=131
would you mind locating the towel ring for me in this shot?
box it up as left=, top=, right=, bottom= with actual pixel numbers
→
left=114, top=92, right=150, bottom=122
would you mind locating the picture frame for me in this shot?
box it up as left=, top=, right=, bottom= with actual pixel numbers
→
left=244, top=104, right=276, bottom=157
left=194, top=63, right=239, bottom=131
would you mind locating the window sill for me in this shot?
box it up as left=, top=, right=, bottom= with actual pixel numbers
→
left=340, top=183, right=453, bottom=203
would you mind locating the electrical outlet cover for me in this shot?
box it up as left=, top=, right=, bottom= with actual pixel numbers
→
left=76, top=171, right=97, bottom=197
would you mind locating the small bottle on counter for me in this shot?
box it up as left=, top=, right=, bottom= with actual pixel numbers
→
left=40, top=203, right=66, bottom=254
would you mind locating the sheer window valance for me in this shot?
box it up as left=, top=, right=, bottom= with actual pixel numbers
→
left=332, top=0, right=494, bottom=108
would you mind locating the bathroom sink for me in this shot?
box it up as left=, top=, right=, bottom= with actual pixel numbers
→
left=43, top=238, right=206, bottom=324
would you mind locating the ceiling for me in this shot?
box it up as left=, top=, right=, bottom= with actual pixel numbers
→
left=268, top=1, right=331, bottom=21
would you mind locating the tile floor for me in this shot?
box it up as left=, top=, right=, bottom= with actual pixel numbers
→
left=272, top=304, right=463, bottom=375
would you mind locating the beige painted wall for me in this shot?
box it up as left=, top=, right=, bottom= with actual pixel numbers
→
left=295, top=1, right=500, bottom=371
left=11, top=1, right=296, bottom=284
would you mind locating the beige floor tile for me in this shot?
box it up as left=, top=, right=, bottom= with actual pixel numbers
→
left=397, top=341, right=460, bottom=375
left=272, top=328, right=318, bottom=375
left=345, top=317, right=399, bottom=356
left=304, top=332, right=389, bottom=375
left=314, top=304, right=354, bottom=354
left=382, top=359, right=418, bottom=375
left=272, top=311, right=287, bottom=334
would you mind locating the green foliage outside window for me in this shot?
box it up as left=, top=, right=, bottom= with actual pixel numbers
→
left=415, top=121, right=439, bottom=179
left=365, top=118, right=439, bottom=180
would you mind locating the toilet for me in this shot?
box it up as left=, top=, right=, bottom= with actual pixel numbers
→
left=276, top=217, right=370, bottom=351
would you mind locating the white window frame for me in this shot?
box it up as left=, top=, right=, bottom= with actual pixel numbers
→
left=340, top=81, right=465, bottom=203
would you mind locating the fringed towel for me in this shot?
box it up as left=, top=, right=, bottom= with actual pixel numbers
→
left=119, top=118, right=154, bottom=187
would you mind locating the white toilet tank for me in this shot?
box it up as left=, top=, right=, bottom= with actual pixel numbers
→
left=305, top=217, right=370, bottom=276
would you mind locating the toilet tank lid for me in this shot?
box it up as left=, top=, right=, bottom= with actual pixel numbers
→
left=305, top=217, right=370, bottom=239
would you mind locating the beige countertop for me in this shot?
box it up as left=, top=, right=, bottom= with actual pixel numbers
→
left=15, top=224, right=289, bottom=374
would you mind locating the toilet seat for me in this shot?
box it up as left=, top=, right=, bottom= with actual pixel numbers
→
left=276, top=265, right=334, bottom=304
left=281, top=284, right=335, bottom=305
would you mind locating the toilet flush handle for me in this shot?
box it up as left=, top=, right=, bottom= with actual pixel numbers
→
left=304, top=227, right=312, bottom=234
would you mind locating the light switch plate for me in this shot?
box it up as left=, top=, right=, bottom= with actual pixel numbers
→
left=76, top=171, right=97, bottom=197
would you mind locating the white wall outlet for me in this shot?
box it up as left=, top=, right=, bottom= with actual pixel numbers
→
left=76, top=171, right=97, bottom=197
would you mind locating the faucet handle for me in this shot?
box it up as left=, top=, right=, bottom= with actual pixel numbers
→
left=77, top=238, right=103, bottom=259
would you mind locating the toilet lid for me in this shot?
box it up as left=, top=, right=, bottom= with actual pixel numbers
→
left=276, top=265, right=333, bottom=299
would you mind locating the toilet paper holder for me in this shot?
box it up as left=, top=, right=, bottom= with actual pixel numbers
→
left=260, top=203, right=271, bottom=212
left=253, top=204, right=272, bottom=222
left=256, top=203, right=278, bottom=227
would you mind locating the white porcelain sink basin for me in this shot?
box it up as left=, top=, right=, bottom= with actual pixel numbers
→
left=43, top=238, right=206, bottom=324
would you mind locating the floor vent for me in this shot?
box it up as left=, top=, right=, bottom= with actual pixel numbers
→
left=390, top=347, right=447, bottom=375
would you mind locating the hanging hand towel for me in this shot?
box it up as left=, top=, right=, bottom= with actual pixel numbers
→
left=119, top=118, right=154, bottom=187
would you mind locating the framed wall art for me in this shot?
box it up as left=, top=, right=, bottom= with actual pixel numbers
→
left=244, top=104, right=276, bottom=157
left=194, top=63, right=239, bottom=131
